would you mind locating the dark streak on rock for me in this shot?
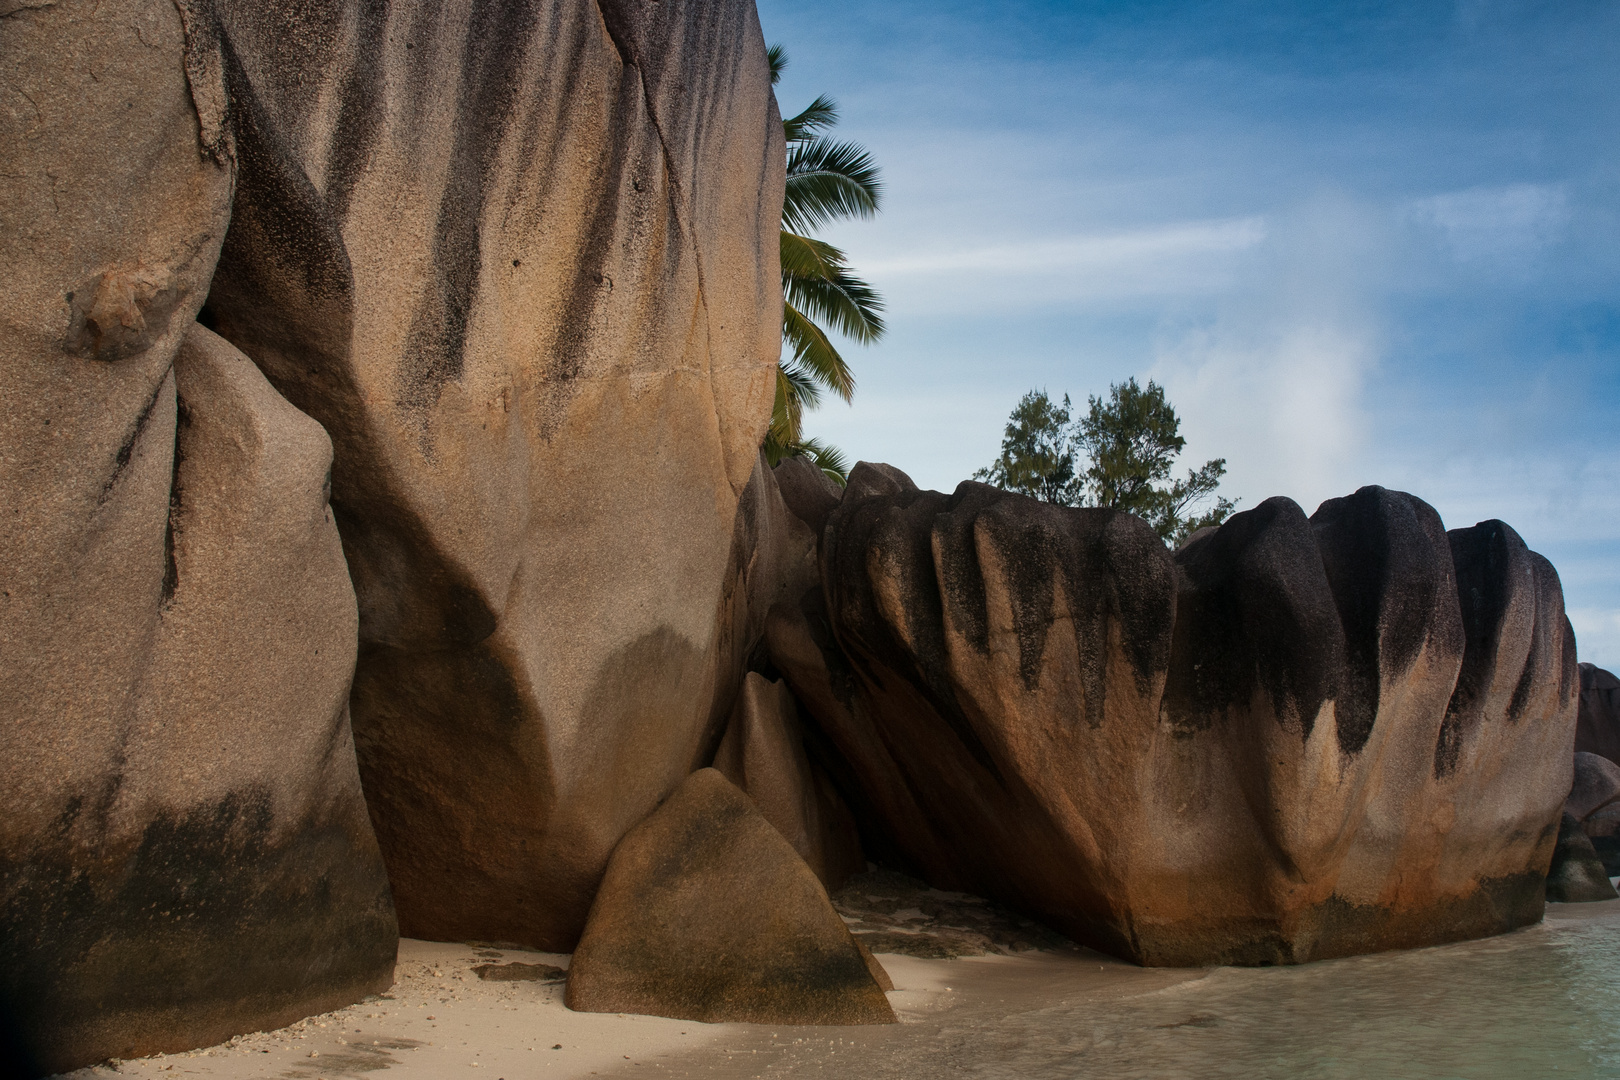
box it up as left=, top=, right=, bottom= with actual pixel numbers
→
left=1441, top=520, right=1525, bottom=774
left=1311, top=486, right=1459, bottom=757
left=823, top=467, right=1000, bottom=778
left=98, top=372, right=171, bottom=506
left=161, top=397, right=190, bottom=608
left=397, top=0, right=542, bottom=417
left=216, top=34, right=355, bottom=313
left=320, top=0, right=389, bottom=221
left=1163, top=496, right=1344, bottom=738
left=1510, top=552, right=1567, bottom=724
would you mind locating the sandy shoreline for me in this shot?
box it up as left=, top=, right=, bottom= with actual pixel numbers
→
left=57, top=934, right=1186, bottom=1080
left=61, top=899, right=1620, bottom=1079
left=59, top=938, right=755, bottom=1079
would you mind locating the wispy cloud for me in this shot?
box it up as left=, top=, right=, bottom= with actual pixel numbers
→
left=1153, top=320, right=1378, bottom=516
left=844, top=217, right=1270, bottom=313
left=1148, top=195, right=1387, bottom=514
left=1406, top=183, right=1570, bottom=263
left=861, top=217, right=1267, bottom=276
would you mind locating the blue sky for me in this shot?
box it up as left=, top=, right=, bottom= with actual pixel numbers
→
left=757, top=0, right=1620, bottom=669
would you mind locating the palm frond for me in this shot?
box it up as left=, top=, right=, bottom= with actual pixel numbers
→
left=781, top=231, right=886, bottom=343
left=794, top=436, right=850, bottom=485
left=783, top=301, right=855, bottom=402
left=779, top=355, right=824, bottom=411
left=785, top=265, right=885, bottom=345
left=779, top=229, right=840, bottom=278
left=783, top=138, right=882, bottom=233
left=766, top=52, right=878, bottom=487
left=783, top=95, right=839, bottom=144
left=770, top=362, right=805, bottom=449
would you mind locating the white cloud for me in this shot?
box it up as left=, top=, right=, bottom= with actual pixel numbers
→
left=1152, top=319, right=1377, bottom=516
left=838, top=217, right=1269, bottom=314
left=861, top=217, right=1267, bottom=276
left=1147, top=195, right=1388, bottom=515
left=1406, top=182, right=1570, bottom=263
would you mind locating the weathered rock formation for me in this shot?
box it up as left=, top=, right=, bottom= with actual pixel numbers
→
left=565, top=769, right=894, bottom=1025
left=1546, top=813, right=1619, bottom=903
left=1, top=13, right=398, bottom=1041
left=1560, top=752, right=1620, bottom=877
left=1566, top=752, right=1620, bottom=821
left=1, top=0, right=1595, bottom=1062
left=769, top=465, right=1578, bottom=966
left=714, top=672, right=865, bottom=889
left=1580, top=803, right=1620, bottom=876
left=3, top=0, right=788, bottom=1067
left=1576, top=664, right=1620, bottom=765
left=199, top=0, right=785, bottom=950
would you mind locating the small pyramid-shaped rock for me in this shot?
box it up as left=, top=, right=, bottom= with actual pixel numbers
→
left=565, top=769, right=894, bottom=1024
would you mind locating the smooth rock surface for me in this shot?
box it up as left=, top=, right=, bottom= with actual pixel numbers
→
left=565, top=769, right=895, bottom=1025
left=1567, top=752, right=1620, bottom=821
left=0, top=316, right=397, bottom=1074
left=713, top=672, right=864, bottom=890
left=1546, top=813, right=1619, bottom=903
left=773, top=454, right=845, bottom=538
left=1576, top=664, right=1620, bottom=766
left=1, top=3, right=395, bottom=1071
left=772, top=465, right=1578, bottom=966
left=202, top=0, right=785, bottom=949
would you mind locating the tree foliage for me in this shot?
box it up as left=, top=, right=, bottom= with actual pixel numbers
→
left=766, top=46, right=885, bottom=484
left=973, top=391, right=1081, bottom=506
left=975, top=379, right=1236, bottom=545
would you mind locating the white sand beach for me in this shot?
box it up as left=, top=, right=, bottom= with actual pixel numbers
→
left=56, top=935, right=1187, bottom=1080
left=59, top=898, right=1620, bottom=1080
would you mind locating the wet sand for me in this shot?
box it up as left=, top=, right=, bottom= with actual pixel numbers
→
left=59, top=899, right=1620, bottom=1079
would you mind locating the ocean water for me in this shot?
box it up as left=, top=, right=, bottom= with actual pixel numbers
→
left=648, top=903, right=1620, bottom=1080
left=963, top=914, right=1620, bottom=1080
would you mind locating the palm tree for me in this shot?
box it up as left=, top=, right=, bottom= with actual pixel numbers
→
left=767, top=45, right=886, bottom=484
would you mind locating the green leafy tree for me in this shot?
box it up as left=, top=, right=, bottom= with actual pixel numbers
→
left=973, top=390, right=1083, bottom=505
left=767, top=45, right=885, bottom=484
left=975, top=379, right=1236, bottom=545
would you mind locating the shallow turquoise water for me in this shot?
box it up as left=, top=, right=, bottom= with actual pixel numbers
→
left=649, top=903, right=1620, bottom=1080
left=972, top=912, right=1620, bottom=1080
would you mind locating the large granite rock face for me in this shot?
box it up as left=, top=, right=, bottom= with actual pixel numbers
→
left=771, top=465, right=1578, bottom=966
left=200, top=0, right=784, bottom=949
left=565, top=769, right=894, bottom=1025
left=2, top=4, right=396, bottom=1072
left=1576, top=664, right=1620, bottom=765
